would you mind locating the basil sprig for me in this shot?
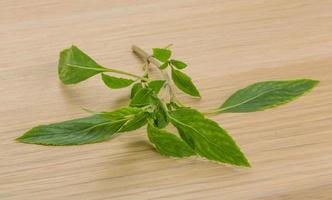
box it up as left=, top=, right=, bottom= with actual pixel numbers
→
left=17, top=45, right=319, bottom=167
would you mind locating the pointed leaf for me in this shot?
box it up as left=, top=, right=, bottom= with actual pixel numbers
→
left=58, top=45, right=106, bottom=84
left=17, top=107, right=147, bottom=145
left=130, top=83, right=143, bottom=99
left=148, top=80, right=166, bottom=94
left=130, top=88, right=154, bottom=107
left=147, top=123, right=195, bottom=158
left=119, top=112, right=148, bottom=132
left=17, top=115, right=125, bottom=145
left=159, top=62, right=169, bottom=70
left=100, top=107, right=143, bottom=119
left=218, top=79, right=319, bottom=113
left=101, top=73, right=134, bottom=89
left=171, top=68, right=200, bottom=97
left=170, top=59, right=187, bottom=69
left=169, top=107, right=250, bottom=167
left=153, top=48, right=171, bottom=62
left=100, top=107, right=147, bottom=132
left=151, top=99, right=169, bottom=128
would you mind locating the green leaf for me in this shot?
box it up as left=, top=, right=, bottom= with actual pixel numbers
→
left=16, top=115, right=125, bottom=145
left=159, top=62, right=169, bottom=70
left=58, top=45, right=106, bottom=84
left=170, top=59, right=187, bottom=69
left=167, top=102, right=181, bottom=110
left=153, top=48, right=171, bottom=62
left=147, top=122, right=195, bottom=158
left=101, top=73, right=135, bottom=89
left=148, top=80, right=166, bottom=94
left=99, top=107, right=148, bottom=132
left=130, top=88, right=154, bottom=107
left=151, top=99, right=169, bottom=128
left=171, top=68, right=200, bottom=97
left=17, top=107, right=147, bottom=146
left=130, top=83, right=143, bottom=99
left=218, top=79, right=319, bottom=113
left=169, top=107, right=250, bottom=167
left=118, top=112, right=148, bottom=132
left=152, top=107, right=169, bottom=128
left=100, top=107, right=144, bottom=119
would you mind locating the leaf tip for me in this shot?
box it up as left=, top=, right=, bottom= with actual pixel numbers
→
left=60, top=44, right=75, bottom=54
left=240, top=158, right=251, bottom=168
left=15, top=134, right=29, bottom=143
left=15, top=136, right=22, bottom=142
left=298, top=78, right=320, bottom=87
left=311, top=79, right=320, bottom=86
left=192, top=90, right=201, bottom=98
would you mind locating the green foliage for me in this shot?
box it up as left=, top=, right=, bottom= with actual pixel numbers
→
left=148, top=80, right=166, bottom=94
left=100, top=107, right=143, bottom=120
left=130, top=88, right=154, bottom=107
left=170, top=59, right=187, bottom=69
left=171, top=68, right=200, bottom=97
left=130, top=83, right=143, bottom=99
left=169, top=108, right=250, bottom=166
left=153, top=48, right=171, bottom=62
left=218, top=79, right=319, bottom=113
left=101, top=74, right=134, bottom=89
left=118, top=112, right=148, bottom=132
left=58, top=45, right=106, bottom=84
left=18, top=44, right=319, bottom=167
left=17, top=107, right=147, bottom=145
left=150, top=99, right=169, bottom=128
left=147, top=122, right=195, bottom=158
left=159, top=62, right=169, bottom=70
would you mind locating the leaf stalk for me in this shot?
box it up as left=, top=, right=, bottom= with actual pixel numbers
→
left=132, top=45, right=184, bottom=106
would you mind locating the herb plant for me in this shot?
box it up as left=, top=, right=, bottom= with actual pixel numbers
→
left=17, top=45, right=319, bottom=167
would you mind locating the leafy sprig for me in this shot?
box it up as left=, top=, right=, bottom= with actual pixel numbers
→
left=17, top=44, right=319, bottom=167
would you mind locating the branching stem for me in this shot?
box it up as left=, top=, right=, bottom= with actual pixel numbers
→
left=132, top=45, right=184, bottom=106
left=67, top=63, right=149, bottom=81
left=103, top=68, right=149, bottom=82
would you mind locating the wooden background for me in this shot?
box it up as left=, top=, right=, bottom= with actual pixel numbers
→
left=1, top=0, right=331, bottom=199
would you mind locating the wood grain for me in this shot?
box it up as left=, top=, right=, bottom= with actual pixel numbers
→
left=1, top=0, right=331, bottom=199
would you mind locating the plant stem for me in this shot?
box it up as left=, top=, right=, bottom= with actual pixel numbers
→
left=164, top=44, right=173, bottom=49
left=132, top=45, right=184, bottom=106
left=103, top=68, right=149, bottom=81
left=67, top=63, right=148, bottom=81
left=142, top=62, right=149, bottom=78
left=132, top=45, right=160, bottom=67
left=202, top=109, right=220, bottom=115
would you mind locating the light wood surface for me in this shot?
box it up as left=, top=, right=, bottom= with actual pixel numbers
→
left=1, top=1, right=332, bottom=199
